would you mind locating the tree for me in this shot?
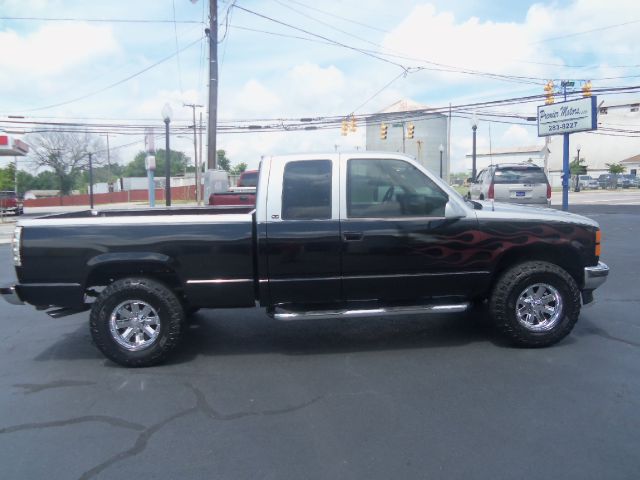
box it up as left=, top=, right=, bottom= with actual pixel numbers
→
left=0, top=164, right=15, bottom=191
left=570, top=155, right=587, bottom=175
left=124, top=149, right=189, bottom=177
left=28, top=130, right=105, bottom=195
left=217, top=150, right=230, bottom=172
left=606, top=162, right=626, bottom=174
left=230, top=162, right=247, bottom=175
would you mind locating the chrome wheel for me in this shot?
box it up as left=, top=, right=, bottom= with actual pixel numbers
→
left=515, top=283, right=563, bottom=332
left=109, top=300, right=161, bottom=351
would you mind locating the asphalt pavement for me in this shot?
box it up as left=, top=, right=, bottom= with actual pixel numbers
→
left=0, top=205, right=638, bottom=480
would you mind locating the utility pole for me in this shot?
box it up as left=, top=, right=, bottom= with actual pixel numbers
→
left=88, top=152, right=94, bottom=209
left=199, top=111, right=203, bottom=205
left=184, top=103, right=203, bottom=204
left=100, top=133, right=112, bottom=191
left=561, top=81, right=570, bottom=212
left=447, top=102, right=452, bottom=183
left=207, top=0, right=218, bottom=170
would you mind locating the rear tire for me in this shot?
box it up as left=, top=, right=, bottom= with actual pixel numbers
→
left=90, top=277, right=186, bottom=367
left=489, top=261, right=581, bottom=347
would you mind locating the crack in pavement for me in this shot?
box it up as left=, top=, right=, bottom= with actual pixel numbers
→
left=14, top=380, right=96, bottom=395
left=77, top=383, right=323, bottom=480
left=0, top=415, right=146, bottom=435
left=77, top=408, right=197, bottom=480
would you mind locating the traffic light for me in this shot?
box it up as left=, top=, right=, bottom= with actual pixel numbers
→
left=544, top=81, right=555, bottom=104
left=341, top=119, right=348, bottom=136
left=582, top=80, right=592, bottom=97
left=380, top=123, right=388, bottom=140
left=350, top=115, right=357, bottom=133
left=406, top=122, right=415, bottom=139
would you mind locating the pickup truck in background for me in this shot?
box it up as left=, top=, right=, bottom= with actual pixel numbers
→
left=2, top=152, right=609, bottom=367
left=0, top=191, right=23, bottom=216
left=208, top=169, right=258, bottom=207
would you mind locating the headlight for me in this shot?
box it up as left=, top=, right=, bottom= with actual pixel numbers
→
left=12, top=226, right=22, bottom=267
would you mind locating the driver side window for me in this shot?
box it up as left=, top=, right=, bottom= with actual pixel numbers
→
left=347, top=159, right=448, bottom=218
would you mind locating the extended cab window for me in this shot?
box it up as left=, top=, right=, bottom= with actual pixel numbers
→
left=347, top=159, right=448, bottom=218
left=282, top=160, right=332, bottom=220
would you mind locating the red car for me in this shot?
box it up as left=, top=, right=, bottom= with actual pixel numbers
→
left=0, top=191, right=23, bottom=215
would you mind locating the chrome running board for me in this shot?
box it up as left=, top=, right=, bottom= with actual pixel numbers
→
left=272, top=302, right=470, bottom=321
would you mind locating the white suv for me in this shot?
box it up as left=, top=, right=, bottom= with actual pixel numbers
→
left=469, top=164, right=551, bottom=206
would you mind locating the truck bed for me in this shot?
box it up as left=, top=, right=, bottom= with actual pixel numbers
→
left=16, top=207, right=257, bottom=309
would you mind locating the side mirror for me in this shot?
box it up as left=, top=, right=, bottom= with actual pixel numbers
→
left=445, top=200, right=466, bottom=219
left=467, top=177, right=473, bottom=184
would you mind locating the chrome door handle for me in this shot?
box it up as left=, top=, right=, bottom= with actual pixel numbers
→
left=343, top=232, right=363, bottom=241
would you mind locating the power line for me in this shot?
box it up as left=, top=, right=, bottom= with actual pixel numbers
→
left=0, top=16, right=203, bottom=24
left=283, top=0, right=389, bottom=33
left=273, top=0, right=383, bottom=51
left=226, top=21, right=545, bottom=85
left=4, top=85, right=639, bottom=135
left=232, top=4, right=410, bottom=71
left=530, top=18, right=640, bottom=44
left=350, top=71, right=407, bottom=114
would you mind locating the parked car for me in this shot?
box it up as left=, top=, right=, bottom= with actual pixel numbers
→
left=597, top=174, right=618, bottom=189
left=586, top=179, right=600, bottom=189
left=2, top=152, right=608, bottom=367
left=0, top=191, right=23, bottom=215
left=577, top=175, right=598, bottom=189
left=617, top=175, right=632, bottom=189
left=236, top=169, right=258, bottom=188
left=621, top=174, right=639, bottom=188
left=468, top=163, right=551, bottom=206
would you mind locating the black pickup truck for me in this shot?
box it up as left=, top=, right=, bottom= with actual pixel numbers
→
left=2, top=152, right=609, bottom=367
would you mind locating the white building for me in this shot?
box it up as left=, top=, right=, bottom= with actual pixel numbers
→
left=620, top=154, right=640, bottom=176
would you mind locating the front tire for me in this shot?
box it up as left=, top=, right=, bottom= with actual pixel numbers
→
left=490, top=261, right=581, bottom=347
left=90, top=277, right=186, bottom=367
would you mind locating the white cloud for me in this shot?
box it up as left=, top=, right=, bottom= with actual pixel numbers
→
left=501, top=125, right=536, bottom=146
left=0, top=23, right=118, bottom=77
left=230, top=80, right=282, bottom=117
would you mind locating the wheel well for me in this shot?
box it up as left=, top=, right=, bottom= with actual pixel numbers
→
left=85, top=262, right=183, bottom=293
left=493, top=246, right=582, bottom=287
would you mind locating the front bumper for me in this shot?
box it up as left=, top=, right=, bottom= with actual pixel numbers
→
left=584, top=262, right=609, bottom=290
left=581, top=262, right=609, bottom=305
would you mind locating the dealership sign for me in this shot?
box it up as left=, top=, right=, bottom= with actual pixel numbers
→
left=537, top=96, right=597, bottom=137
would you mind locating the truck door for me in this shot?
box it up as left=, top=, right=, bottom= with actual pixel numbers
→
left=264, top=157, right=341, bottom=305
left=340, top=157, right=482, bottom=302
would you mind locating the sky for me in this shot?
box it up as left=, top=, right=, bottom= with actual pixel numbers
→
left=1, top=0, right=640, bottom=174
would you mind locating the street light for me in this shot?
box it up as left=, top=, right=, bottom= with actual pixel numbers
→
left=162, top=103, right=173, bottom=206
left=439, top=144, right=444, bottom=179
left=470, top=113, right=478, bottom=182
left=575, top=144, right=582, bottom=192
